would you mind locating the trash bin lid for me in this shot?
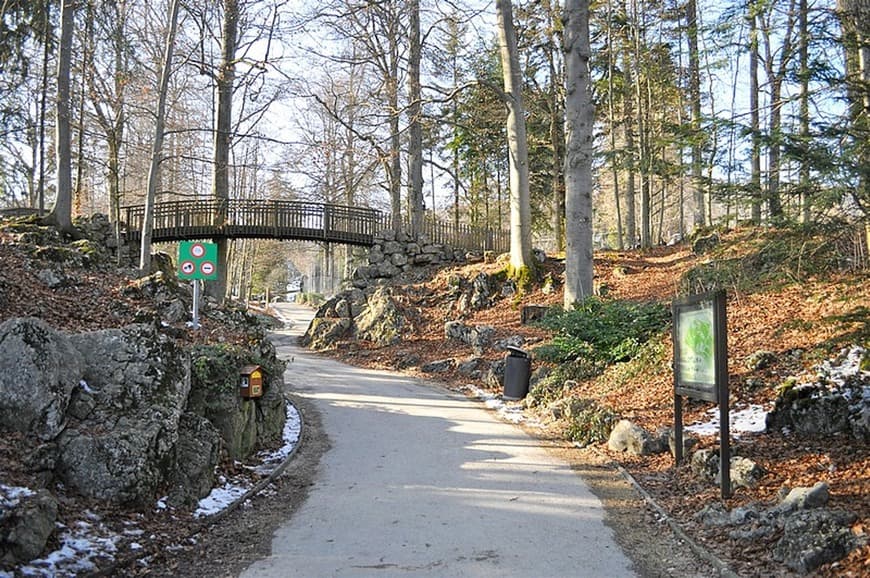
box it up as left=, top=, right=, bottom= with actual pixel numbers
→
left=506, top=345, right=528, bottom=358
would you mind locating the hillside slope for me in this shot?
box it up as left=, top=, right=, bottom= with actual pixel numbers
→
left=315, top=225, right=869, bottom=577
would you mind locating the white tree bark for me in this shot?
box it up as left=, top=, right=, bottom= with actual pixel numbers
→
left=563, top=0, right=595, bottom=306
left=495, top=0, right=533, bottom=272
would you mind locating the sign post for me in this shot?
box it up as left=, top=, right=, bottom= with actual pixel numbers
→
left=672, top=290, right=730, bottom=499
left=178, top=241, right=218, bottom=330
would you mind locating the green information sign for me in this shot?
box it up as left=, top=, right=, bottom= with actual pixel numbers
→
left=676, top=306, right=716, bottom=386
left=178, top=241, right=218, bottom=280
left=672, top=289, right=731, bottom=498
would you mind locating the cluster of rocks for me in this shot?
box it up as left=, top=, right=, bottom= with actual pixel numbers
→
left=0, top=315, right=285, bottom=567
left=304, top=265, right=516, bottom=350
left=349, top=230, right=476, bottom=290
left=766, top=345, right=869, bottom=441
left=695, top=482, right=866, bottom=574
left=73, top=213, right=136, bottom=266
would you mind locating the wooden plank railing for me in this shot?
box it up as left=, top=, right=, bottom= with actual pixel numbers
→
left=123, top=199, right=381, bottom=246
left=122, top=198, right=509, bottom=253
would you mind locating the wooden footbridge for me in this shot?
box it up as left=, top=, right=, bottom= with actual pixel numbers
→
left=122, top=198, right=508, bottom=252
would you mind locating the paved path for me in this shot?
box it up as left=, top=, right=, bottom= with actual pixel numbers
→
left=242, top=303, right=636, bottom=578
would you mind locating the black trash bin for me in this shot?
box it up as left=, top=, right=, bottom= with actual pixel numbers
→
left=503, top=346, right=531, bottom=400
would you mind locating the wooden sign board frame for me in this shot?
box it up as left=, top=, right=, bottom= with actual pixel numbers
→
left=672, top=290, right=731, bottom=499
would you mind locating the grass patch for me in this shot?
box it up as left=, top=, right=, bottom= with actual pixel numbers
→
left=680, top=222, right=865, bottom=294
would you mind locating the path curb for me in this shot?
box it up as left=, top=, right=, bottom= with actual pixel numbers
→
left=592, top=447, right=741, bottom=578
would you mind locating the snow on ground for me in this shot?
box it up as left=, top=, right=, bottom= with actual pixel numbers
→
left=14, top=515, right=120, bottom=578
left=3, top=401, right=302, bottom=577
left=194, top=401, right=301, bottom=517
left=686, top=345, right=868, bottom=437
left=461, top=384, right=543, bottom=427
left=685, top=404, right=769, bottom=436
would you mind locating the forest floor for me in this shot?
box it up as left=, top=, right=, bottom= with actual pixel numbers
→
left=0, top=222, right=867, bottom=577
left=310, top=226, right=869, bottom=578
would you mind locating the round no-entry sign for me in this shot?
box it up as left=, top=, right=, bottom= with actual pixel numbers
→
left=200, top=261, right=215, bottom=276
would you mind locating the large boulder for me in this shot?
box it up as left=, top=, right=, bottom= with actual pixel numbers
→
left=56, top=324, right=191, bottom=505
left=166, top=412, right=222, bottom=507
left=355, top=287, right=405, bottom=346
left=301, top=317, right=352, bottom=349
left=0, top=486, right=58, bottom=566
left=0, top=318, right=82, bottom=441
left=607, top=420, right=662, bottom=456
left=766, top=346, right=869, bottom=441
left=772, top=509, right=861, bottom=574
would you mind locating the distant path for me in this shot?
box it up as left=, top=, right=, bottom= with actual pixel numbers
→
left=244, top=302, right=636, bottom=577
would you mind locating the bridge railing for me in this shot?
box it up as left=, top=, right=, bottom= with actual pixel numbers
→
left=124, top=198, right=382, bottom=245
left=122, top=198, right=509, bottom=253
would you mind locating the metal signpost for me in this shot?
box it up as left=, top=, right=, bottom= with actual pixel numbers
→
left=178, top=241, right=218, bottom=330
left=672, top=289, right=731, bottom=499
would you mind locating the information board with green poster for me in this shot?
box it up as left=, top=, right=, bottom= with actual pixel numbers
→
left=671, top=289, right=731, bottom=498
left=178, top=241, right=218, bottom=280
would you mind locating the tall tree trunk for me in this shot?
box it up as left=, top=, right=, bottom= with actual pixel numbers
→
left=495, top=0, right=533, bottom=273
left=209, top=0, right=239, bottom=300
left=622, top=44, right=638, bottom=247
left=36, top=0, right=51, bottom=212
left=563, top=0, right=595, bottom=305
left=388, top=32, right=402, bottom=232
left=686, top=0, right=705, bottom=229
left=837, top=0, right=870, bottom=217
left=799, top=0, right=811, bottom=223
left=606, top=0, right=624, bottom=250
left=407, top=0, right=424, bottom=236
left=749, top=4, right=762, bottom=224
left=545, top=0, right=564, bottom=253
left=45, top=0, right=75, bottom=234
left=140, top=0, right=181, bottom=273
left=761, top=0, right=797, bottom=222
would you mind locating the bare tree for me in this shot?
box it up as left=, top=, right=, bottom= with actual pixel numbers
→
left=408, top=0, right=424, bottom=235
left=139, top=0, right=182, bottom=273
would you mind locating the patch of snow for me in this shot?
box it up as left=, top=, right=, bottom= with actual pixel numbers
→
left=155, top=496, right=168, bottom=511
left=0, top=484, right=35, bottom=507
left=194, top=482, right=249, bottom=518
left=18, top=519, right=119, bottom=577
left=686, top=404, right=769, bottom=436
left=77, top=380, right=95, bottom=394
left=195, top=400, right=302, bottom=517
left=461, top=384, right=539, bottom=426
left=253, top=403, right=302, bottom=474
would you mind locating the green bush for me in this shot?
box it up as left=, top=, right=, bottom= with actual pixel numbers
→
left=533, top=297, right=670, bottom=377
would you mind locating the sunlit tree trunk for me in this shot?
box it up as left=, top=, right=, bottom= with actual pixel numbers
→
left=686, top=0, right=705, bottom=229
left=45, top=0, right=75, bottom=234
left=563, top=0, right=595, bottom=305
left=799, top=0, right=811, bottom=223
left=408, top=0, right=424, bottom=236
left=749, top=3, right=762, bottom=224
left=495, top=0, right=533, bottom=274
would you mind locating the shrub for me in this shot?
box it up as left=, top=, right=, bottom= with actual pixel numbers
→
left=533, top=297, right=670, bottom=377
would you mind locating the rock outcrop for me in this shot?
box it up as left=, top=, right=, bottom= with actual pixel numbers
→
left=0, top=318, right=82, bottom=441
